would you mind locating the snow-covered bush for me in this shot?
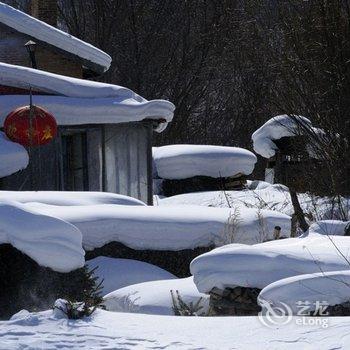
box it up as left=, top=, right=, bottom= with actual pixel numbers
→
left=171, top=290, right=207, bottom=316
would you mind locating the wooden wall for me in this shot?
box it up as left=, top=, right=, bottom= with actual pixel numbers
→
left=103, top=122, right=153, bottom=204
left=0, top=122, right=153, bottom=205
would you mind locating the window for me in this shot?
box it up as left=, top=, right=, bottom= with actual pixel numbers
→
left=61, top=130, right=89, bottom=191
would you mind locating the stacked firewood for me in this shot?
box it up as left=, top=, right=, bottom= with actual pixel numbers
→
left=209, top=286, right=261, bottom=316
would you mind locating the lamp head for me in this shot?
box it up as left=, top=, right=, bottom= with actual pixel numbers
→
left=25, top=40, right=37, bottom=53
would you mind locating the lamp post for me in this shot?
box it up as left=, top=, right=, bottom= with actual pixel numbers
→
left=24, top=40, right=37, bottom=189
left=25, top=40, right=37, bottom=69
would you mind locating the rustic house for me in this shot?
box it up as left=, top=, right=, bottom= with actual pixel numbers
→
left=0, top=1, right=175, bottom=204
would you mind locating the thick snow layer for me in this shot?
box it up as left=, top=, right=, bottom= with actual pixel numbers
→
left=191, top=232, right=350, bottom=293
left=0, top=63, right=175, bottom=131
left=104, top=277, right=209, bottom=315
left=0, top=3, right=111, bottom=72
left=153, top=144, right=257, bottom=179
left=0, top=62, right=143, bottom=99
left=0, top=201, right=84, bottom=272
left=258, top=270, right=350, bottom=314
left=86, top=256, right=176, bottom=295
left=157, top=181, right=350, bottom=220
left=252, top=115, right=315, bottom=158
left=2, top=309, right=350, bottom=349
left=0, top=131, right=28, bottom=178
left=25, top=203, right=291, bottom=250
left=0, top=191, right=145, bottom=206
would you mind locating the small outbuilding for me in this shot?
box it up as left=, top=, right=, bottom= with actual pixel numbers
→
left=252, top=115, right=324, bottom=193
left=153, top=144, right=257, bottom=196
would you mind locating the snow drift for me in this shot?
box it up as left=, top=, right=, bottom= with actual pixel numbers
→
left=86, top=256, right=176, bottom=295
left=104, top=277, right=209, bottom=315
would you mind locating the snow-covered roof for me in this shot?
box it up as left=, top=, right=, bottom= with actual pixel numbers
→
left=153, top=145, right=257, bottom=179
left=0, top=131, right=28, bottom=178
left=0, top=2, right=111, bottom=73
left=252, top=115, right=319, bottom=158
left=0, top=63, right=175, bottom=130
left=0, top=201, right=84, bottom=272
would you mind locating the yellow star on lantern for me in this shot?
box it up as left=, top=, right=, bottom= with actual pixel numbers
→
left=41, top=125, right=53, bottom=141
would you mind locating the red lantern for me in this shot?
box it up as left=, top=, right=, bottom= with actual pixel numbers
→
left=4, top=105, right=57, bottom=147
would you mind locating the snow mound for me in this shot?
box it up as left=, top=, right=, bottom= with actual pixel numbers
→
left=0, top=131, right=28, bottom=178
left=153, top=144, right=257, bottom=180
left=191, top=231, right=350, bottom=293
left=0, top=191, right=145, bottom=207
left=26, top=203, right=291, bottom=251
left=0, top=3, right=111, bottom=72
left=0, top=201, right=84, bottom=272
left=86, top=256, right=176, bottom=295
left=252, top=115, right=315, bottom=158
left=258, top=270, right=350, bottom=314
left=0, top=63, right=175, bottom=131
left=104, top=277, right=209, bottom=315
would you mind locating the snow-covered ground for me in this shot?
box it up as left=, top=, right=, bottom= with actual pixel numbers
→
left=153, top=144, right=257, bottom=179
left=0, top=131, right=28, bottom=178
left=308, top=220, right=349, bottom=236
left=86, top=256, right=176, bottom=295
left=157, top=181, right=350, bottom=220
left=104, top=276, right=209, bottom=315
left=1, top=308, right=350, bottom=349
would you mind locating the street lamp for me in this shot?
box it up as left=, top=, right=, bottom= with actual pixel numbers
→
left=25, top=40, right=37, bottom=69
